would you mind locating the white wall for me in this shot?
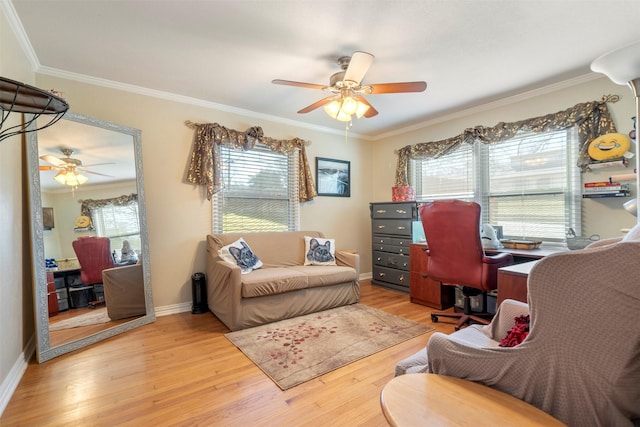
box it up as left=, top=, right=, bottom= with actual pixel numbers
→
left=372, top=76, right=638, bottom=239
left=0, top=4, right=35, bottom=415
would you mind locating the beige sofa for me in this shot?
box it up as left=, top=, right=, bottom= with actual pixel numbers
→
left=206, top=230, right=360, bottom=331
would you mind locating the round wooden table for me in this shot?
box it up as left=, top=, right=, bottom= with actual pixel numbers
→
left=380, top=373, right=565, bottom=426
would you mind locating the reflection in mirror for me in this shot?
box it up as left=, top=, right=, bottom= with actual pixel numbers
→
left=28, top=112, right=155, bottom=362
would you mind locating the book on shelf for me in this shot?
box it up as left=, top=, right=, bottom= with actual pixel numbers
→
left=583, top=183, right=629, bottom=193
left=582, top=190, right=629, bottom=198
left=584, top=181, right=622, bottom=188
left=587, top=158, right=628, bottom=169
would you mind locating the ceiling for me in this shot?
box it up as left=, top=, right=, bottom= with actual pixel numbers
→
left=8, top=1, right=640, bottom=139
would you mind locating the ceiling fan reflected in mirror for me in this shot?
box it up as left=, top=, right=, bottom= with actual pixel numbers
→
left=39, top=148, right=114, bottom=187
left=272, top=51, right=427, bottom=124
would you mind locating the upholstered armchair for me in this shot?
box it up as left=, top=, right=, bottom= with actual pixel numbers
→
left=395, top=223, right=640, bottom=426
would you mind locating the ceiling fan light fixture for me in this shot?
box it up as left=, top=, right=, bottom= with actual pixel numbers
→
left=54, top=170, right=88, bottom=186
left=340, top=96, right=358, bottom=115
left=355, top=101, right=370, bottom=119
left=324, top=96, right=369, bottom=122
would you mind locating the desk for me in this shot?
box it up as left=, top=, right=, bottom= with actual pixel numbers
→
left=486, top=246, right=566, bottom=261
left=409, top=243, right=565, bottom=309
left=497, top=260, right=539, bottom=305
left=380, top=373, right=565, bottom=426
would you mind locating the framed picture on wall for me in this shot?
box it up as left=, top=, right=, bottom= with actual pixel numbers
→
left=42, top=207, right=54, bottom=230
left=316, top=157, right=350, bottom=197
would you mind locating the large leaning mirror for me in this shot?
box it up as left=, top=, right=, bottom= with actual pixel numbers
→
left=27, top=111, right=155, bottom=363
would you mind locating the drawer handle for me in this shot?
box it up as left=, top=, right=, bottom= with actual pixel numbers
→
left=395, top=209, right=407, bottom=214
left=399, top=249, right=405, bottom=253
left=377, top=225, right=386, bottom=229
left=403, top=262, right=408, bottom=267
left=376, top=257, right=382, bottom=261
left=399, top=275, right=405, bottom=282
left=376, top=209, right=387, bottom=214
left=378, top=272, right=386, bottom=278
left=397, top=226, right=406, bottom=230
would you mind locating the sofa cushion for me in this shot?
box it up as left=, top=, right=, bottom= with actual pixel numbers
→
left=219, top=237, right=263, bottom=274
left=288, top=265, right=357, bottom=288
left=208, top=231, right=325, bottom=267
left=241, top=268, right=308, bottom=298
left=304, top=236, right=336, bottom=266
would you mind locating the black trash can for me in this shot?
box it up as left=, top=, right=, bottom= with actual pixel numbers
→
left=191, top=272, right=208, bottom=314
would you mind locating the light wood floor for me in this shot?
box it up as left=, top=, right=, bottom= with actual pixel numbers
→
left=2, top=280, right=456, bottom=426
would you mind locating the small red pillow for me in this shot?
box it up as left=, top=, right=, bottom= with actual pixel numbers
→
left=499, top=314, right=530, bottom=347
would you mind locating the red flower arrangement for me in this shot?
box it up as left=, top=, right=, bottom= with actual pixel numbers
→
left=499, top=314, right=530, bottom=347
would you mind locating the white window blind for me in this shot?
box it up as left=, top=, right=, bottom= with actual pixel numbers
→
left=483, top=129, right=580, bottom=241
left=411, top=143, right=475, bottom=201
left=410, top=128, right=581, bottom=242
left=92, top=202, right=141, bottom=256
left=213, top=143, right=299, bottom=233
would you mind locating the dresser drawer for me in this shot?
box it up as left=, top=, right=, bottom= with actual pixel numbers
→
left=372, top=219, right=413, bottom=237
left=373, top=266, right=410, bottom=287
left=370, top=202, right=416, bottom=219
left=372, top=243, right=410, bottom=255
left=373, top=251, right=410, bottom=271
left=372, top=235, right=412, bottom=247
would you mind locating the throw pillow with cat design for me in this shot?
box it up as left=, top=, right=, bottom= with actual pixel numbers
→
left=219, top=238, right=263, bottom=274
left=304, top=236, right=336, bottom=266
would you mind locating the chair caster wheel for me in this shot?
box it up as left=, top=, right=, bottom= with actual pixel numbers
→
left=431, top=314, right=439, bottom=323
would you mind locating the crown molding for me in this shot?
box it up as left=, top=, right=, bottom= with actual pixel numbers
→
left=374, top=73, right=603, bottom=141
left=36, top=66, right=364, bottom=139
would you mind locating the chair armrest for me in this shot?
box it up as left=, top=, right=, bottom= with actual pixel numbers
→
left=336, top=250, right=360, bottom=276
left=487, top=299, right=529, bottom=340
left=585, top=236, right=622, bottom=249
left=102, top=264, right=145, bottom=320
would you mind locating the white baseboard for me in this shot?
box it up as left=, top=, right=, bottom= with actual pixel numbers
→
left=360, top=272, right=372, bottom=280
left=154, top=301, right=192, bottom=317
left=0, top=335, right=35, bottom=417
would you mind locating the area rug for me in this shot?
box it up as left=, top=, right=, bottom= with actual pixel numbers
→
left=49, top=307, right=111, bottom=331
left=225, top=304, right=434, bottom=390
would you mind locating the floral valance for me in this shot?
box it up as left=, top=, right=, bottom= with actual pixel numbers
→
left=80, top=193, right=138, bottom=219
left=185, top=121, right=317, bottom=201
left=394, top=95, right=619, bottom=186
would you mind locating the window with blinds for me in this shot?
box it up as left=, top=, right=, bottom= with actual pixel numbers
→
left=213, top=143, right=299, bottom=233
left=410, top=128, right=580, bottom=242
left=92, top=202, right=141, bottom=256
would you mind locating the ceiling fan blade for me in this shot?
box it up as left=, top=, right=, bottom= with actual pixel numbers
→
left=272, top=79, right=326, bottom=90
left=354, top=96, right=379, bottom=118
left=81, top=162, right=116, bottom=168
left=81, top=170, right=114, bottom=178
left=369, top=81, right=427, bottom=94
left=39, top=165, right=57, bottom=171
left=39, top=154, right=66, bottom=166
left=297, top=96, right=334, bottom=114
left=343, top=51, right=374, bottom=85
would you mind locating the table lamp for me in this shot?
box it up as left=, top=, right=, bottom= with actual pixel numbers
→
left=591, top=40, right=640, bottom=223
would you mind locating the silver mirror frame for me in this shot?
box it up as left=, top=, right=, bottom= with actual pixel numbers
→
left=27, top=112, right=155, bottom=363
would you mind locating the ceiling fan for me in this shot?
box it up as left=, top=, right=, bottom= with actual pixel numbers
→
left=39, top=148, right=113, bottom=186
left=272, top=51, right=427, bottom=122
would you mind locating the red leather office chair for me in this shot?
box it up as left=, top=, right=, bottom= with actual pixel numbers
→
left=420, top=200, right=513, bottom=330
left=72, top=236, right=115, bottom=307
